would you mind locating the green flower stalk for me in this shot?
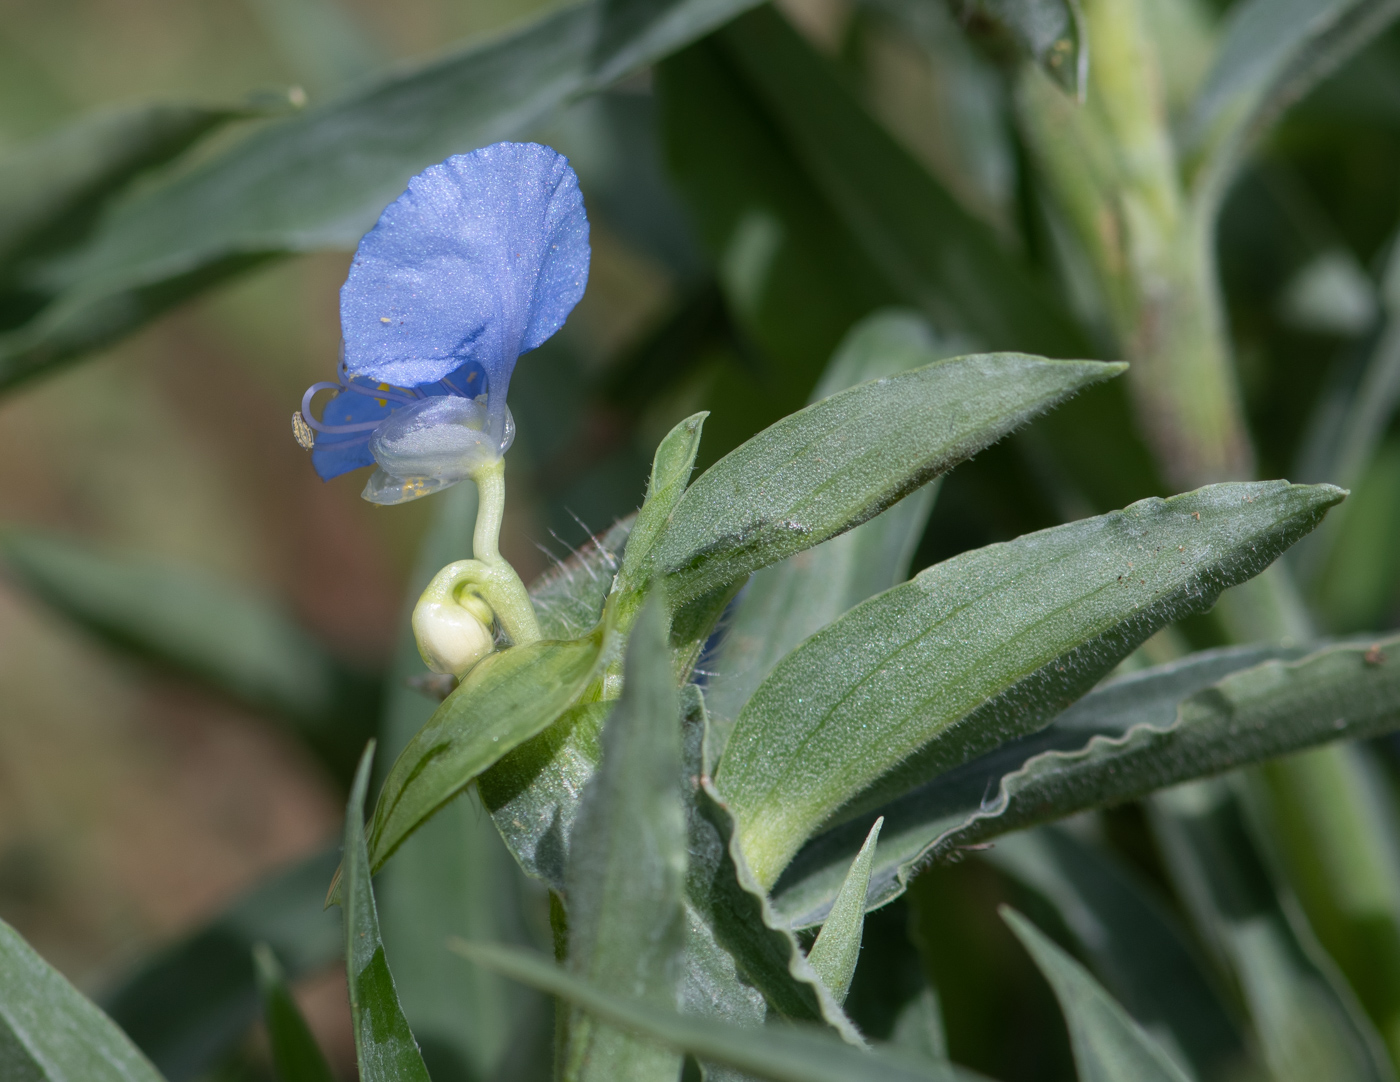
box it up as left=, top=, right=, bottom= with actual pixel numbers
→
left=412, top=456, right=543, bottom=677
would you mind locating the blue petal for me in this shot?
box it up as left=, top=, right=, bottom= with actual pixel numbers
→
left=339, top=142, right=590, bottom=419
left=309, top=386, right=392, bottom=480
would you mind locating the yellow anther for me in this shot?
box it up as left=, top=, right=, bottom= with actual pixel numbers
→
left=380, top=317, right=391, bottom=323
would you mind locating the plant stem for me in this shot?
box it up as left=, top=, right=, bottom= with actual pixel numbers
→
left=472, top=456, right=508, bottom=565
left=1019, top=0, right=1254, bottom=489
left=1023, top=0, right=1400, bottom=1061
left=468, top=457, right=541, bottom=646
left=412, top=457, right=541, bottom=658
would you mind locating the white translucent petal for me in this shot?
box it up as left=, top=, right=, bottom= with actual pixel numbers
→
left=368, top=395, right=513, bottom=484
left=361, top=467, right=459, bottom=506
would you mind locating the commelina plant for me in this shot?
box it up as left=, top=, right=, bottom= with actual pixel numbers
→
left=7, top=3, right=1400, bottom=1082
left=283, top=140, right=1388, bottom=1082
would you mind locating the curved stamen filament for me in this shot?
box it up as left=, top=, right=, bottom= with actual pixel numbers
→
left=300, top=376, right=420, bottom=435
left=300, top=384, right=384, bottom=434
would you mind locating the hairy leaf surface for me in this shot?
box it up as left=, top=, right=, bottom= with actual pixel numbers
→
left=563, top=600, right=687, bottom=1082
left=770, top=636, right=1400, bottom=930
left=366, top=630, right=606, bottom=873
left=705, top=311, right=954, bottom=746
left=657, top=353, right=1124, bottom=607
left=719, top=481, right=1343, bottom=888
left=937, top=633, right=1400, bottom=857
left=771, top=644, right=1298, bottom=928
left=806, top=818, right=882, bottom=1005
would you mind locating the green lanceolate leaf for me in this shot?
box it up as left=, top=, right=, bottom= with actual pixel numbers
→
left=372, top=482, right=550, bottom=1082
left=1185, top=0, right=1400, bottom=198
left=252, top=944, right=336, bottom=1082
left=0, top=0, right=763, bottom=393
left=101, top=847, right=341, bottom=1082
left=1002, top=908, right=1194, bottom=1082
left=342, top=744, right=431, bottom=1082
left=606, top=412, right=712, bottom=680
left=611, top=413, right=708, bottom=613
left=676, top=691, right=772, bottom=1078
left=686, top=772, right=863, bottom=1043
left=938, top=633, right=1400, bottom=857
left=0, top=529, right=374, bottom=785
left=769, top=643, right=1306, bottom=930
left=1250, top=741, right=1400, bottom=1066
left=366, top=628, right=606, bottom=874
left=987, top=827, right=1246, bottom=1081
left=705, top=311, right=955, bottom=747
left=807, top=817, right=883, bottom=1005
left=563, top=599, right=687, bottom=1082
left=0, top=916, right=165, bottom=1082
left=715, top=7, right=1084, bottom=355
left=451, top=941, right=985, bottom=1082
left=479, top=702, right=613, bottom=885
left=479, top=520, right=633, bottom=889
left=0, top=101, right=265, bottom=275
left=1151, top=780, right=1396, bottom=1082
left=718, top=480, right=1344, bottom=889
left=656, top=353, right=1124, bottom=608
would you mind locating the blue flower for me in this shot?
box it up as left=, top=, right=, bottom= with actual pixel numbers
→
left=296, top=142, right=590, bottom=503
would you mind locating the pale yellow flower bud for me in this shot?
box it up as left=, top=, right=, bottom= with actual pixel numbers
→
left=412, top=584, right=496, bottom=677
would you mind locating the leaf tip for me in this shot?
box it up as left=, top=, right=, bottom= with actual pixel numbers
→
left=324, top=863, right=344, bottom=909
left=1292, top=481, right=1348, bottom=516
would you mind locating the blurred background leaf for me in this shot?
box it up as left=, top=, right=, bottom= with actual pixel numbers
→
left=100, top=848, right=341, bottom=1081
left=0, top=528, right=379, bottom=786
left=253, top=941, right=338, bottom=1082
